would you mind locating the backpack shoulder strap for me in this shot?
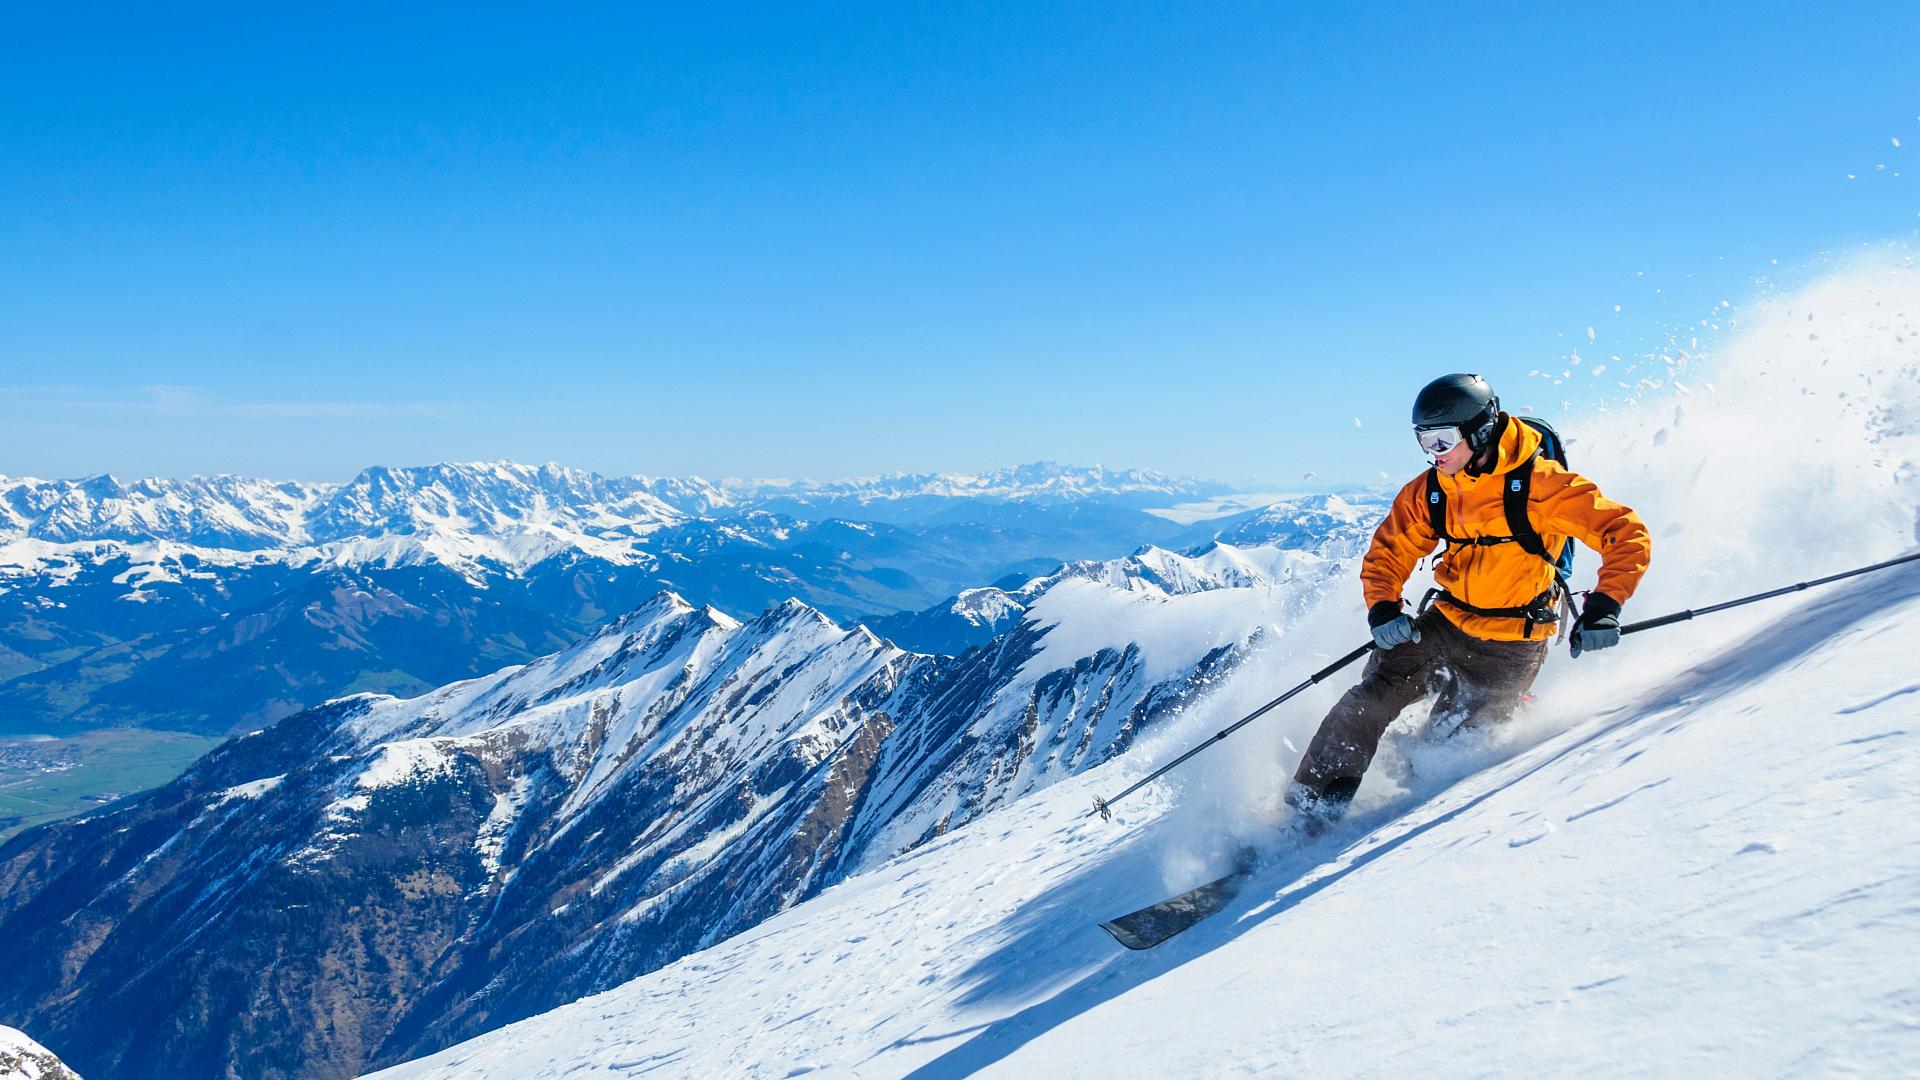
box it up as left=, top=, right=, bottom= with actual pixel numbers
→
left=1502, top=454, right=1549, bottom=559
left=1425, top=467, right=1449, bottom=541
left=1511, top=416, right=1579, bottom=579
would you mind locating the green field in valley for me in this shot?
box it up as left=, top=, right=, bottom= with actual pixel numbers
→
left=0, top=729, right=224, bottom=842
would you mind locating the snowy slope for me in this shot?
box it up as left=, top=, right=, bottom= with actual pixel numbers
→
left=365, top=543, right=1920, bottom=1079
left=0, top=1026, right=81, bottom=1080
left=367, top=259, right=1920, bottom=1077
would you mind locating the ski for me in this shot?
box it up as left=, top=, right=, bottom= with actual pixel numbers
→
left=1098, top=849, right=1259, bottom=950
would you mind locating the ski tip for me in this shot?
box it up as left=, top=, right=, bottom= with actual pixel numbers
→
left=1098, top=919, right=1159, bottom=951
left=1096, top=871, right=1248, bottom=951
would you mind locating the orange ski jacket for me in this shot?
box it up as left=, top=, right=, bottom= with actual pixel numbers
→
left=1362, top=414, right=1652, bottom=641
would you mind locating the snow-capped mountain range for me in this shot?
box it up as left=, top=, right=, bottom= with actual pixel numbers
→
left=0, top=460, right=1229, bottom=551
left=0, top=461, right=1304, bottom=736
left=0, top=461, right=1238, bottom=614
left=0, top=538, right=1350, bottom=1080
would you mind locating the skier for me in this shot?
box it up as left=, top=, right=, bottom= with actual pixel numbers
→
left=1286, top=373, right=1652, bottom=830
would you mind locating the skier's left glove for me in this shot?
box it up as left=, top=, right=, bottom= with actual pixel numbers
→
left=1569, top=593, right=1622, bottom=658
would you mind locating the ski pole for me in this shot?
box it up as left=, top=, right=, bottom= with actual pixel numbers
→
left=1617, top=550, right=1920, bottom=636
left=1091, top=640, right=1374, bottom=820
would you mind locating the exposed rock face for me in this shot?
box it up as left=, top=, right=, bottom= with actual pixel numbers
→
left=0, top=541, right=1345, bottom=1080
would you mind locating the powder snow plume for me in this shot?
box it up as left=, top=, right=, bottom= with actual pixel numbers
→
left=1134, top=254, right=1920, bottom=882
left=1580, top=254, right=1920, bottom=616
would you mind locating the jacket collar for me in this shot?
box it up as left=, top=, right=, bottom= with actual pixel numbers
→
left=1461, top=413, right=1541, bottom=479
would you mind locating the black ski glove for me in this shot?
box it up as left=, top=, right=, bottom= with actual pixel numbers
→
left=1569, top=593, right=1622, bottom=658
left=1368, top=600, right=1420, bottom=650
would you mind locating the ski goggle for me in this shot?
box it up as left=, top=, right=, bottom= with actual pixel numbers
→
left=1414, top=425, right=1465, bottom=457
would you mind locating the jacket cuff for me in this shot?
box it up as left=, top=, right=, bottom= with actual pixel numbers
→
left=1367, top=601, right=1405, bottom=628
left=1582, top=593, right=1622, bottom=623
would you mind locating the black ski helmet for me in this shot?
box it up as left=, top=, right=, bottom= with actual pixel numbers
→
left=1411, top=373, right=1501, bottom=451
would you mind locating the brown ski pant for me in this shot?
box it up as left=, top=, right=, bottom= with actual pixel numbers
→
left=1291, top=607, right=1549, bottom=802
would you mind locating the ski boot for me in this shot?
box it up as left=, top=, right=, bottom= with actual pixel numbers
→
left=1284, top=777, right=1358, bottom=838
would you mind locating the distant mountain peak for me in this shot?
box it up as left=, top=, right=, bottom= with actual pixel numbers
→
left=623, top=589, right=695, bottom=620
left=749, top=595, right=838, bottom=633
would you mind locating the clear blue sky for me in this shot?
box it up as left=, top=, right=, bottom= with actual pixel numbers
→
left=3, top=2, right=1917, bottom=488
